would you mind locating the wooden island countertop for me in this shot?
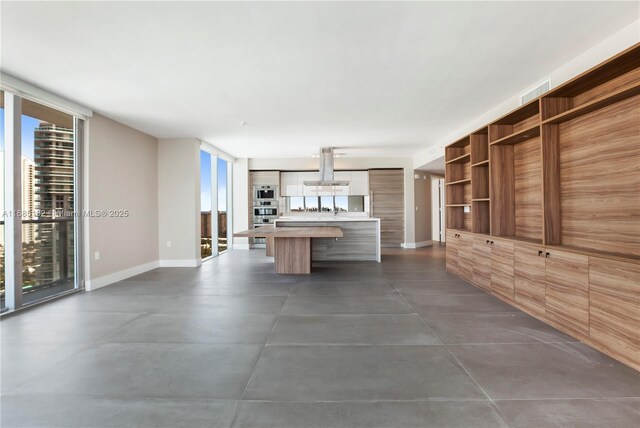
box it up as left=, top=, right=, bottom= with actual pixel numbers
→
left=233, top=225, right=343, bottom=274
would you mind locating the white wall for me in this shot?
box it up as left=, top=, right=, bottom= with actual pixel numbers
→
left=84, top=113, right=159, bottom=290
left=246, top=157, right=417, bottom=246
left=413, top=19, right=640, bottom=169
left=232, top=158, right=250, bottom=249
left=157, top=138, right=201, bottom=266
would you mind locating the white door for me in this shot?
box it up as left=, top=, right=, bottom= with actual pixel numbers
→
left=431, top=178, right=445, bottom=242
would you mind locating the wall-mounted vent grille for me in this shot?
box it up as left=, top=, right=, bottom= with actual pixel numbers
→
left=520, top=81, right=550, bottom=105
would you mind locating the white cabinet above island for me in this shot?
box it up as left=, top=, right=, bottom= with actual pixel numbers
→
left=280, top=171, right=369, bottom=196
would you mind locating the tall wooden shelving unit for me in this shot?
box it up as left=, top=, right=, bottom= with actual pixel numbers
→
left=445, top=43, right=640, bottom=371
left=444, top=136, right=471, bottom=231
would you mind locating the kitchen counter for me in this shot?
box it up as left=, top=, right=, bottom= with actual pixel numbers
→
left=234, top=225, right=344, bottom=274
left=275, top=217, right=381, bottom=262
left=276, top=216, right=380, bottom=223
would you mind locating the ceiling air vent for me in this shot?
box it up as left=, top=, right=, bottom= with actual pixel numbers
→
left=520, top=81, right=550, bottom=105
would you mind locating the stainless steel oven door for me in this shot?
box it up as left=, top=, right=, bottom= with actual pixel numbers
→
left=254, top=187, right=276, bottom=200
left=254, top=207, right=278, bottom=217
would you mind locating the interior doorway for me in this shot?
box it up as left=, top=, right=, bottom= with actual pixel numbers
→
left=431, top=177, right=445, bottom=243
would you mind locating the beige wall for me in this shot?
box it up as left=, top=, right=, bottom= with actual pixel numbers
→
left=414, top=171, right=432, bottom=245
left=84, top=113, right=159, bottom=288
left=246, top=157, right=417, bottom=246
left=157, top=138, right=201, bottom=265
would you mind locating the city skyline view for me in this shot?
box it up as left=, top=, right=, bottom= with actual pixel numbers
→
left=200, top=151, right=227, bottom=212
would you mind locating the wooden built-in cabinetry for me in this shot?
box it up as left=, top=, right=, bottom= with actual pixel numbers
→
left=445, top=44, right=640, bottom=371
left=369, top=169, right=405, bottom=246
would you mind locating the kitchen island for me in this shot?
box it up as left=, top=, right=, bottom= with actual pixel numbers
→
left=274, top=216, right=381, bottom=262
left=234, top=225, right=344, bottom=274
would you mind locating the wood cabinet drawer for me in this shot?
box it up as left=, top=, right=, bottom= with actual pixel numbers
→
left=446, top=230, right=459, bottom=275
left=491, top=238, right=515, bottom=301
left=457, top=232, right=474, bottom=282
left=545, top=249, right=589, bottom=338
left=514, top=242, right=546, bottom=318
left=589, top=257, right=640, bottom=370
left=472, top=236, right=492, bottom=292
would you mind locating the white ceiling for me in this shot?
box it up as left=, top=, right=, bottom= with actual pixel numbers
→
left=1, top=2, right=637, bottom=158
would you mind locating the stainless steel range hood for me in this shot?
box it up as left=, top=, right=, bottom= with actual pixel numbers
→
left=303, top=147, right=349, bottom=186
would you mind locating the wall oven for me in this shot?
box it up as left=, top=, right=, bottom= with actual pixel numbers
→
left=254, top=185, right=277, bottom=201
left=254, top=207, right=278, bottom=217
left=252, top=185, right=279, bottom=246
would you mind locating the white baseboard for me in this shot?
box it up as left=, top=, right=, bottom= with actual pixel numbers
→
left=232, top=243, right=250, bottom=250
left=85, top=260, right=159, bottom=291
left=159, top=259, right=201, bottom=267
left=402, top=240, right=433, bottom=249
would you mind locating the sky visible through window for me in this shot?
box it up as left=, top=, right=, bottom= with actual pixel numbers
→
left=0, top=114, right=57, bottom=157
left=21, top=115, right=38, bottom=160
left=200, top=151, right=227, bottom=212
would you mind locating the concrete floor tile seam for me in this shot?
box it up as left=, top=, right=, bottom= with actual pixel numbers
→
left=262, top=343, right=447, bottom=347
left=433, top=341, right=580, bottom=346
left=0, top=392, right=243, bottom=405
left=273, top=313, right=423, bottom=318
left=98, top=339, right=274, bottom=346
left=234, top=398, right=496, bottom=404
left=388, top=279, right=512, bottom=424
left=386, top=283, right=445, bottom=346
left=418, top=310, right=525, bottom=316
left=230, top=293, right=290, bottom=426
left=87, top=312, right=150, bottom=344
left=444, top=345, right=640, bottom=400
left=492, top=397, right=640, bottom=402
left=0, top=343, right=95, bottom=394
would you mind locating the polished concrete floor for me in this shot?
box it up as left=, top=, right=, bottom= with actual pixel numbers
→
left=1, top=246, right=639, bottom=427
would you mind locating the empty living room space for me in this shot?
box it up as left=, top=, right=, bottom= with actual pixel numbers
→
left=0, top=1, right=639, bottom=428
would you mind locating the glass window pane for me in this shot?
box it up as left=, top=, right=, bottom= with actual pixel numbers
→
left=334, top=196, right=348, bottom=212
left=289, top=196, right=304, bottom=212
left=0, top=91, right=5, bottom=310
left=200, top=151, right=212, bottom=258
left=320, top=196, right=333, bottom=212
left=304, top=197, right=319, bottom=212
left=21, top=99, right=75, bottom=304
left=217, top=158, right=228, bottom=253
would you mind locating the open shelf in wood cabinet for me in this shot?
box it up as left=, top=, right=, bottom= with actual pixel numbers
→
left=445, top=153, right=471, bottom=164
left=488, top=99, right=540, bottom=145
left=446, top=204, right=471, bottom=207
left=490, top=124, right=540, bottom=146
left=446, top=178, right=471, bottom=186
left=472, top=160, right=489, bottom=167
left=472, top=198, right=490, bottom=202
left=542, top=81, right=640, bottom=124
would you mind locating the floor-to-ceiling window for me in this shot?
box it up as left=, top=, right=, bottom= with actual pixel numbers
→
left=1, top=91, right=82, bottom=312
left=1, top=90, right=5, bottom=310
left=200, top=150, right=213, bottom=259
left=21, top=100, right=76, bottom=303
left=200, top=148, right=232, bottom=260
left=217, top=157, right=229, bottom=254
